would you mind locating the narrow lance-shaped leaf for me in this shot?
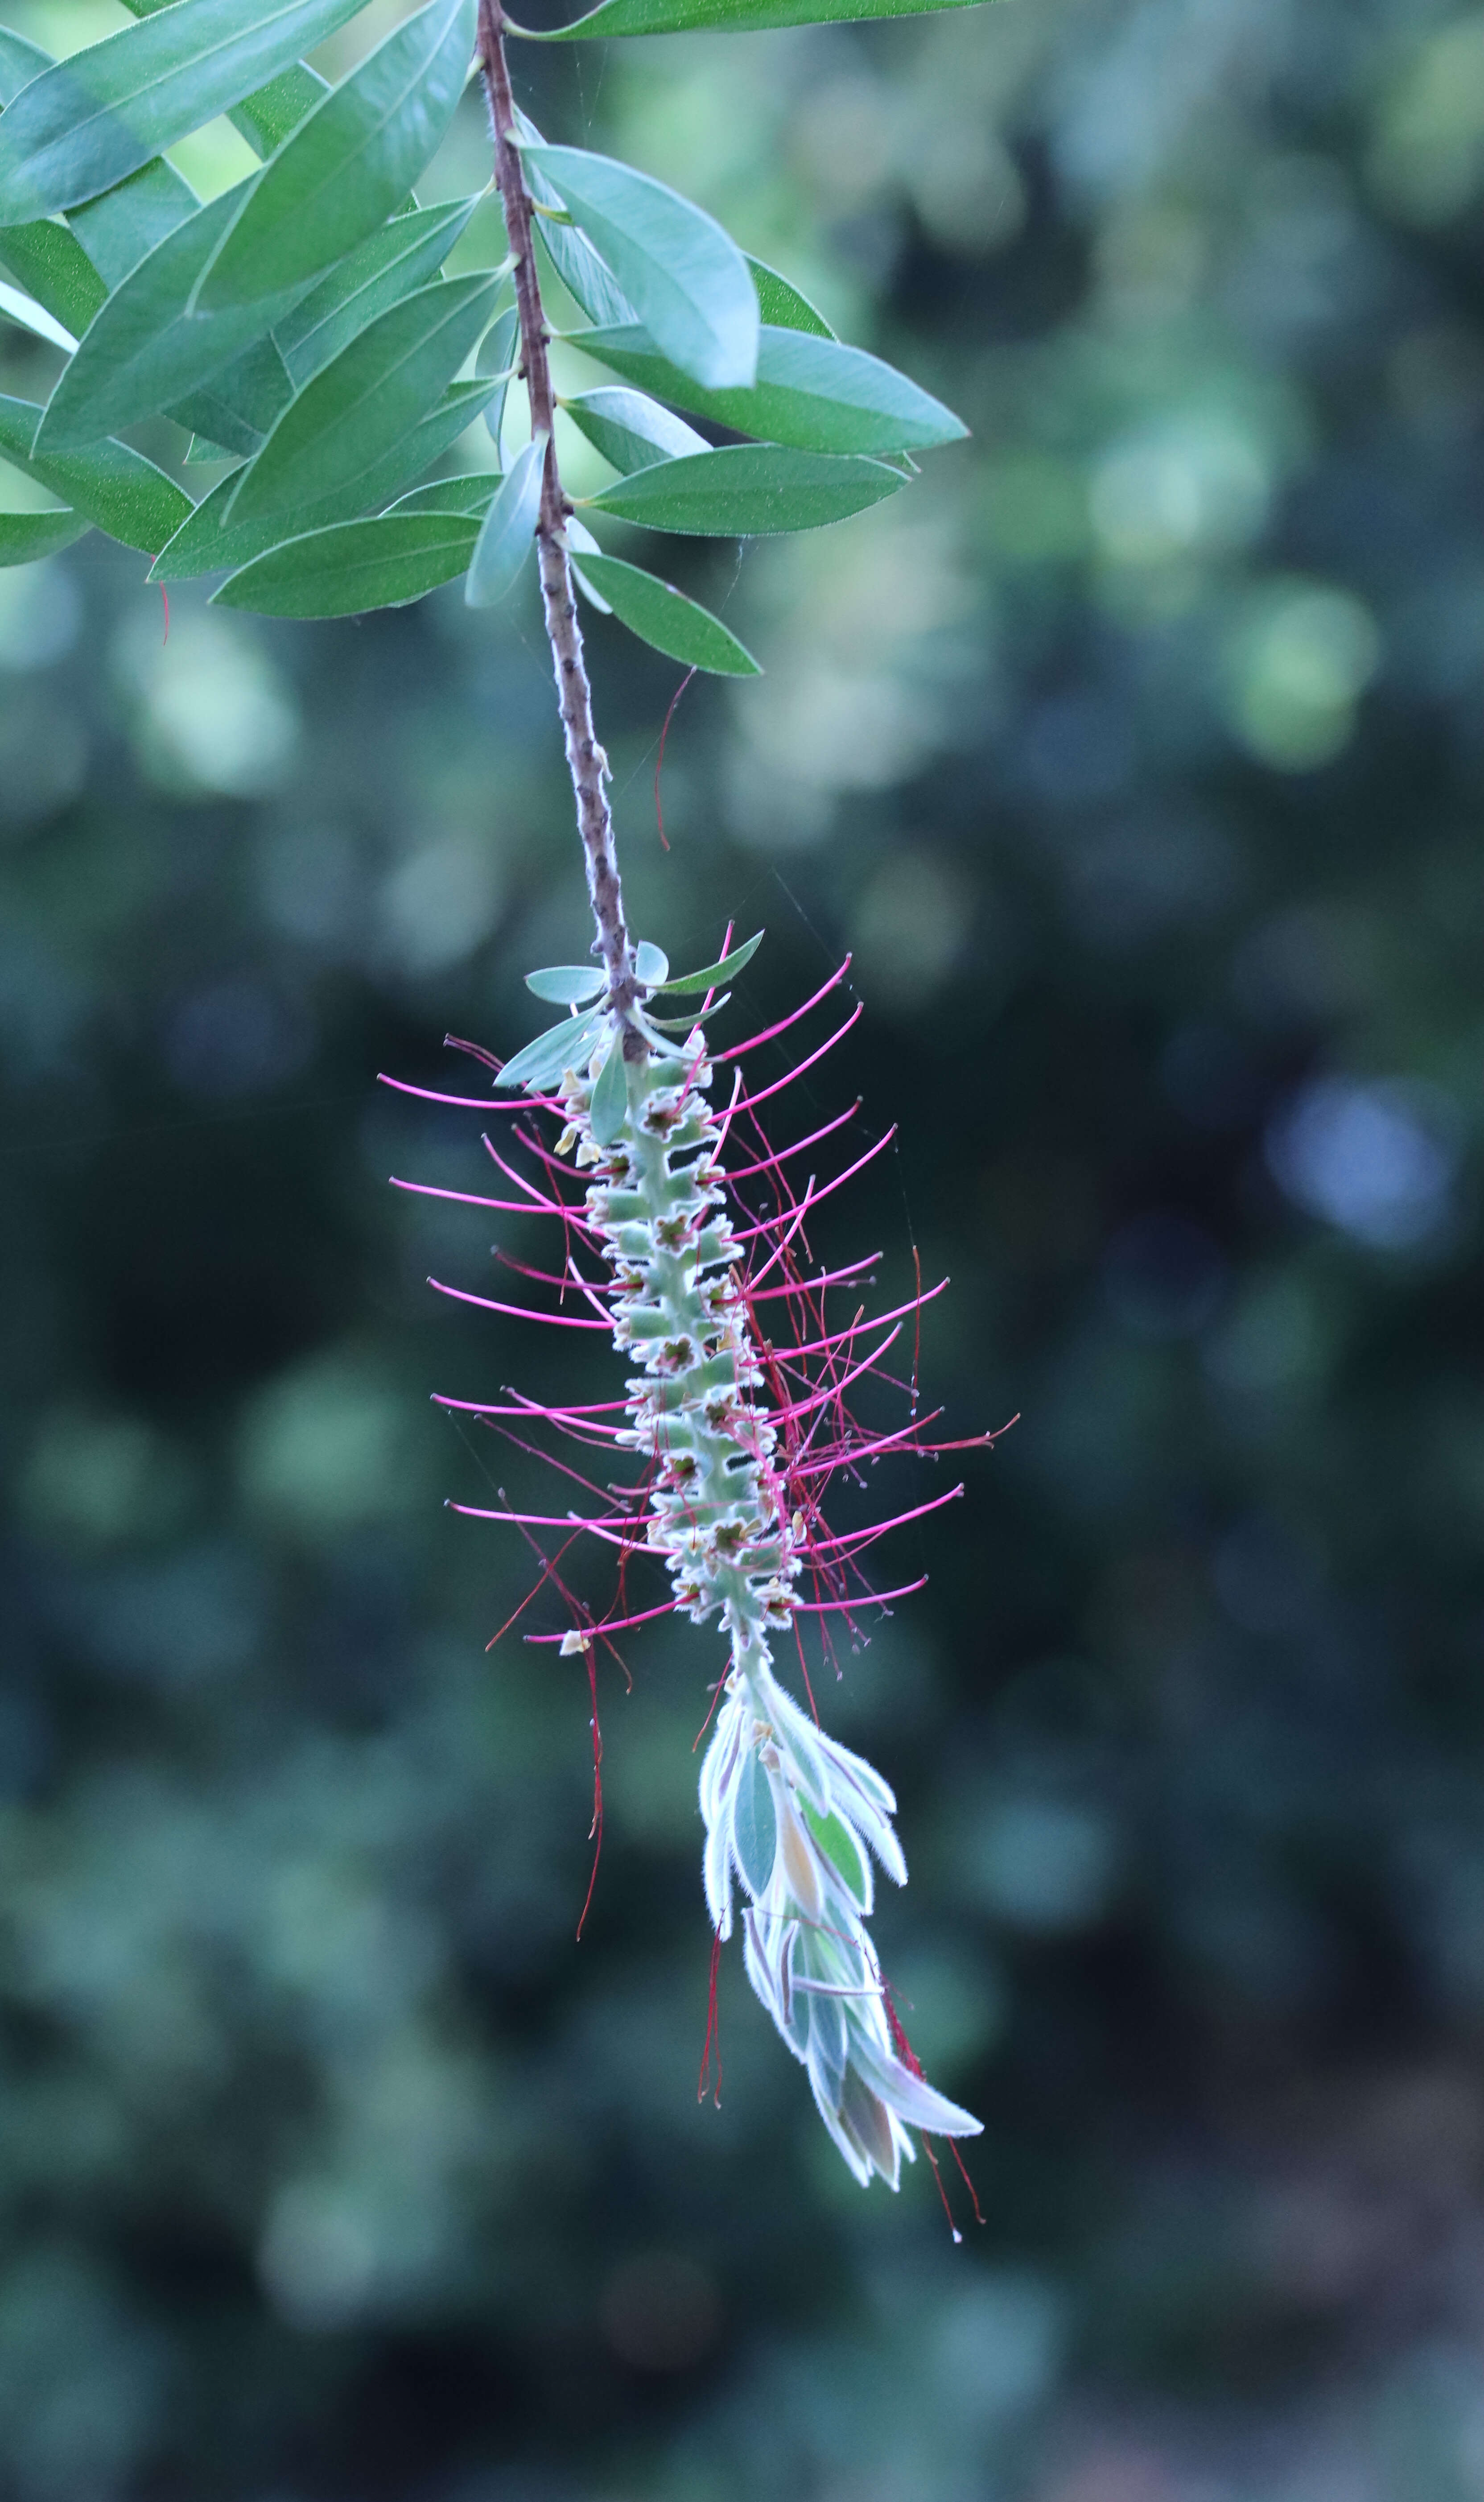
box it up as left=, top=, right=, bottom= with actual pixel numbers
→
left=170, top=332, right=295, bottom=460
left=526, top=0, right=994, bottom=35
left=0, top=393, right=191, bottom=555
left=573, top=548, right=760, bottom=677
left=516, top=110, right=635, bottom=330
left=387, top=471, right=500, bottom=521
left=114, top=0, right=332, bottom=160
left=0, top=0, right=374, bottom=226
left=576, top=322, right=967, bottom=456
left=274, top=197, right=481, bottom=389
left=226, top=272, right=502, bottom=530
left=652, top=930, right=763, bottom=992
left=589, top=1035, right=629, bottom=1147
left=561, top=386, right=707, bottom=475
left=0, top=220, right=106, bottom=340
left=587, top=443, right=906, bottom=536
left=35, top=182, right=310, bottom=453
left=476, top=306, right=519, bottom=456
left=518, top=140, right=758, bottom=392
left=495, top=1006, right=603, bottom=1090
left=212, top=508, right=483, bottom=619
left=195, top=0, right=478, bottom=311
left=151, top=376, right=494, bottom=580
left=0, top=507, right=88, bottom=566
left=466, top=429, right=547, bottom=609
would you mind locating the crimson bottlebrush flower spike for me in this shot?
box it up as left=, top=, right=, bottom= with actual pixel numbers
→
left=386, top=934, right=989, bottom=2191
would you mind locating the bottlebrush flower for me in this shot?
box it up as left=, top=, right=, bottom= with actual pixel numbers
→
left=385, top=936, right=992, bottom=2190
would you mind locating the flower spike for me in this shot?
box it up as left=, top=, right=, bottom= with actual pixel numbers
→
left=391, top=943, right=994, bottom=2189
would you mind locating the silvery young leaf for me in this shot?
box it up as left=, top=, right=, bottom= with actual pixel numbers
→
left=465, top=429, right=546, bottom=609
left=226, top=272, right=500, bottom=530
left=0, top=506, right=87, bottom=566
left=0, top=393, right=191, bottom=554
left=387, top=472, right=499, bottom=520
left=525, top=966, right=606, bottom=1005
left=519, top=142, right=757, bottom=393
left=731, top=1749, right=777, bottom=1898
left=529, top=0, right=992, bottom=34
left=654, top=930, right=763, bottom=991
left=515, top=110, right=635, bottom=330
left=0, top=221, right=106, bottom=340
left=576, top=322, right=966, bottom=456
left=152, top=376, right=493, bottom=579
left=495, top=1007, right=602, bottom=1091
left=589, top=1034, right=628, bottom=1146
left=561, top=386, right=706, bottom=475
left=475, top=306, right=518, bottom=454
left=0, top=278, right=74, bottom=353
left=35, top=183, right=310, bottom=453
left=573, top=549, right=760, bottom=677
left=275, top=198, right=480, bottom=390
left=634, top=941, right=669, bottom=985
left=195, top=0, right=477, bottom=311
left=211, top=509, right=483, bottom=619
left=564, top=515, right=610, bottom=607
left=746, top=256, right=834, bottom=339
left=0, top=0, right=373, bottom=226
left=586, top=443, right=905, bottom=536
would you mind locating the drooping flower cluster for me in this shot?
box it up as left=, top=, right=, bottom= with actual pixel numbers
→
left=386, top=938, right=988, bottom=2189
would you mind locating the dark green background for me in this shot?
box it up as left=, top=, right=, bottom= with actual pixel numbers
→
left=4, top=0, right=1484, bottom=2493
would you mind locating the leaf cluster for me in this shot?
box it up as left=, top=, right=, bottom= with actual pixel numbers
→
left=0, top=0, right=969, bottom=676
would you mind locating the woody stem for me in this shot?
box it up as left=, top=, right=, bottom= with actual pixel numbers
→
left=475, top=0, right=639, bottom=1014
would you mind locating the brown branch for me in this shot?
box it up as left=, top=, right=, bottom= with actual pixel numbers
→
left=476, top=0, right=640, bottom=1021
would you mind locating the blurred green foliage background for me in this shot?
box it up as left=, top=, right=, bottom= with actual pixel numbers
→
left=5, top=0, right=1484, bottom=2494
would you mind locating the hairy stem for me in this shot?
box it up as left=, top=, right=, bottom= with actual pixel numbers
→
left=476, top=0, right=639, bottom=1015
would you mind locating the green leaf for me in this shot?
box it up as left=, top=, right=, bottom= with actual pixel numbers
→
left=0, top=277, right=74, bottom=352
left=517, top=111, right=635, bottom=330
left=71, top=160, right=199, bottom=290
left=169, top=332, right=295, bottom=459
left=746, top=256, right=834, bottom=339
left=0, top=0, right=374, bottom=226
left=152, top=375, right=493, bottom=578
left=387, top=471, right=499, bottom=520
left=589, top=1033, right=628, bottom=1145
left=573, top=549, right=759, bottom=676
left=641, top=993, right=731, bottom=1031
left=225, top=272, right=501, bottom=530
left=0, top=393, right=191, bottom=554
left=562, top=385, right=706, bottom=475
left=576, top=322, right=966, bottom=455
left=732, top=1748, right=777, bottom=1898
left=587, top=443, right=905, bottom=536
left=211, top=508, right=483, bottom=619
left=0, top=29, right=49, bottom=105
left=633, top=941, right=669, bottom=984
left=526, top=966, right=606, bottom=1006
left=274, top=197, right=480, bottom=389
left=185, top=434, right=234, bottom=463
left=0, top=506, right=88, bottom=566
left=35, top=183, right=307, bottom=454
left=475, top=305, right=518, bottom=454
left=0, top=220, right=107, bottom=339
left=495, top=1007, right=602, bottom=1091
left=115, top=0, right=332, bottom=160
left=194, top=0, right=477, bottom=312
left=653, top=929, right=763, bottom=992
left=529, top=0, right=993, bottom=33
left=465, top=429, right=546, bottom=608
left=518, top=142, right=757, bottom=392
left=803, top=1803, right=869, bottom=1907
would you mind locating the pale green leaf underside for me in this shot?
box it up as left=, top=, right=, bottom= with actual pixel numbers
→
left=589, top=1035, right=628, bottom=1144
left=520, top=140, right=757, bottom=393
left=577, top=322, right=967, bottom=456
left=573, top=548, right=760, bottom=676
left=562, top=384, right=707, bottom=475
left=0, top=0, right=371, bottom=225
left=497, top=1006, right=602, bottom=1090
left=466, top=429, right=546, bottom=607
left=526, top=966, right=606, bottom=1005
